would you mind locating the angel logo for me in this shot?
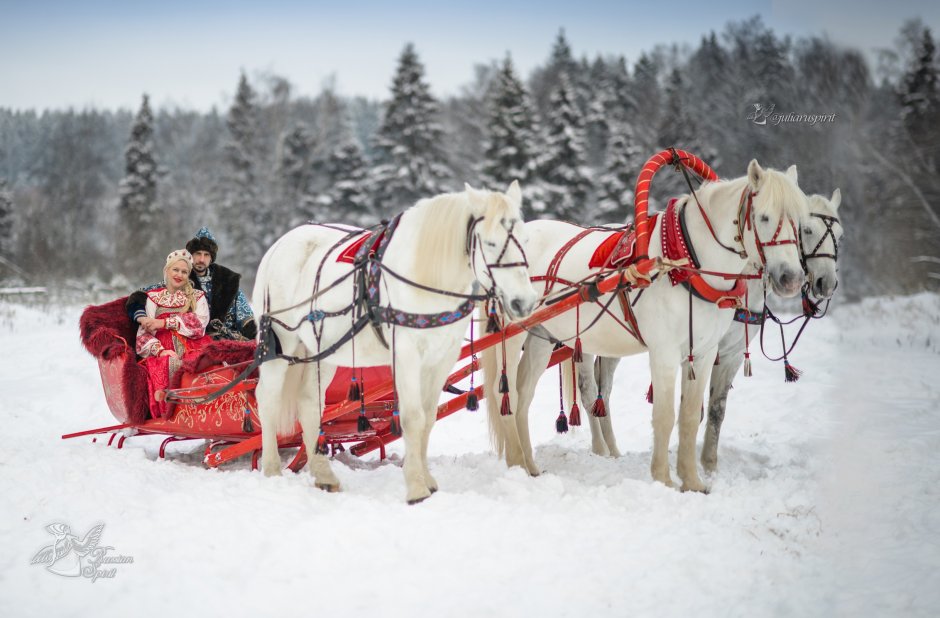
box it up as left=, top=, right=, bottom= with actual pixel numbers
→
left=746, top=103, right=776, bottom=126
left=30, top=522, right=133, bottom=581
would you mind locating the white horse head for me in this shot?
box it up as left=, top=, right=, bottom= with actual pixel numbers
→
left=462, top=180, right=537, bottom=320
left=802, top=188, right=843, bottom=299
left=742, top=159, right=808, bottom=297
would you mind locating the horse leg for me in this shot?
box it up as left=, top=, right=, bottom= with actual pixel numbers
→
left=297, top=363, right=340, bottom=491
left=702, top=334, right=745, bottom=472
left=676, top=350, right=716, bottom=493
left=514, top=333, right=554, bottom=476
left=576, top=354, right=609, bottom=456
left=256, top=359, right=293, bottom=477
left=595, top=356, right=622, bottom=457
left=648, top=352, right=679, bottom=487
left=417, top=358, right=455, bottom=494
left=392, top=345, right=435, bottom=504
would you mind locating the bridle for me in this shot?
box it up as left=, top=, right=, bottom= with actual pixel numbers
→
left=466, top=215, right=529, bottom=299
left=736, top=187, right=800, bottom=269
left=799, top=212, right=841, bottom=271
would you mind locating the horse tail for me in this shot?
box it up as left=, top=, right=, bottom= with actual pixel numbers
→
left=481, top=337, right=507, bottom=458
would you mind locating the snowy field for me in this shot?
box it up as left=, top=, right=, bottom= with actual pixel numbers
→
left=1, top=292, right=939, bottom=617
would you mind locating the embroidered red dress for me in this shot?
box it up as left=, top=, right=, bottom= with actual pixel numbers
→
left=135, top=288, right=212, bottom=418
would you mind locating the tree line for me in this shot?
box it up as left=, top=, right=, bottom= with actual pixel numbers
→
left=1, top=16, right=938, bottom=299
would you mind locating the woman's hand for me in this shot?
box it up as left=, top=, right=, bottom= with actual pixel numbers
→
left=138, top=316, right=162, bottom=334
left=158, top=349, right=178, bottom=358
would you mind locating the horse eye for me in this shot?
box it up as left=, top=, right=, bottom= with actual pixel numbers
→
left=484, top=241, right=497, bottom=248
left=760, top=215, right=770, bottom=223
left=802, top=228, right=812, bottom=235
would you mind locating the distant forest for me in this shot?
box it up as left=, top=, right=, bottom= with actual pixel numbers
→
left=1, top=16, right=938, bottom=300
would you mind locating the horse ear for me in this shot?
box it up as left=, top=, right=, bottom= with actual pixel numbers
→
left=747, top=159, right=764, bottom=190
left=786, top=164, right=798, bottom=184
left=464, top=183, right=483, bottom=201
left=506, top=180, right=522, bottom=203
left=830, top=188, right=841, bottom=212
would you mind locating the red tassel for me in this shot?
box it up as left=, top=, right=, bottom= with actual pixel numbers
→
left=389, top=410, right=402, bottom=436
left=499, top=370, right=509, bottom=394
left=646, top=383, right=654, bottom=404
left=592, top=395, right=607, bottom=418
left=784, top=360, right=802, bottom=383
left=315, top=430, right=329, bottom=455
left=555, top=411, right=569, bottom=433
left=687, top=355, right=696, bottom=380
left=241, top=409, right=254, bottom=433
left=568, top=402, right=581, bottom=426
left=465, top=391, right=479, bottom=411
left=347, top=377, right=361, bottom=402
left=743, top=353, right=753, bottom=377
left=500, top=392, right=512, bottom=416
left=573, top=338, right=583, bottom=363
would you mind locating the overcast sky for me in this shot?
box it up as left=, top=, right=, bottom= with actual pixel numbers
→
left=1, top=0, right=937, bottom=112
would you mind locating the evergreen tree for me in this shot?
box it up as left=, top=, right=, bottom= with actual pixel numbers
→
left=118, top=94, right=159, bottom=272
left=539, top=73, right=591, bottom=220
left=325, top=135, right=372, bottom=226
left=223, top=71, right=267, bottom=271
left=631, top=53, right=662, bottom=149
left=0, top=178, right=12, bottom=259
left=276, top=121, right=317, bottom=220
left=369, top=43, right=452, bottom=214
left=596, top=123, right=644, bottom=224
left=900, top=27, right=940, bottom=168
left=530, top=30, right=580, bottom=119
left=480, top=55, right=542, bottom=198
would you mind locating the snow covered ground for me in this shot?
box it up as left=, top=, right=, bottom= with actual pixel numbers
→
left=1, top=292, right=938, bottom=617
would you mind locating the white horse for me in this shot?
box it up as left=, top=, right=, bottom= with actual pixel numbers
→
left=253, top=182, right=538, bottom=503
left=483, top=161, right=808, bottom=492
left=575, top=189, right=843, bottom=466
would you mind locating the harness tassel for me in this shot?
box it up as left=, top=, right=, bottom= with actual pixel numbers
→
left=389, top=409, right=402, bottom=436
left=347, top=376, right=361, bottom=402
left=802, top=290, right=821, bottom=318
left=743, top=352, right=753, bottom=377
left=315, top=430, right=329, bottom=456
left=687, top=355, right=696, bottom=381
left=357, top=402, right=371, bottom=433
left=555, top=410, right=569, bottom=433
left=499, top=369, right=509, bottom=394
left=784, top=360, right=802, bottom=383
left=465, top=391, right=479, bottom=411
left=568, top=402, right=582, bottom=427
left=573, top=338, right=583, bottom=363
left=500, top=392, right=512, bottom=416
left=486, top=303, right=501, bottom=334
left=241, top=409, right=254, bottom=434
left=592, top=394, right=607, bottom=418
left=646, top=383, right=654, bottom=404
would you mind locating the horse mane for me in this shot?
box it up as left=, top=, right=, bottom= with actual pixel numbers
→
left=696, top=168, right=808, bottom=223
left=410, top=189, right=519, bottom=291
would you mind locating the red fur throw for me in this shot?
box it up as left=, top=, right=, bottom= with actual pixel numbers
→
left=181, top=340, right=256, bottom=374
left=79, top=297, right=151, bottom=424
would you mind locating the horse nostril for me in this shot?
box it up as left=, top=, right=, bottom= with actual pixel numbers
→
left=815, top=277, right=824, bottom=292
left=510, top=299, right=524, bottom=316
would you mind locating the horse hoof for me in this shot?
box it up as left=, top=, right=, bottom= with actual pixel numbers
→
left=407, top=494, right=430, bottom=505
left=681, top=483, right=709, bottom=494
left=429, top=486, right=438, bottom=494
left=262, top=466, right=282, bottom=478
left=315, top=482, right=341, bottom=493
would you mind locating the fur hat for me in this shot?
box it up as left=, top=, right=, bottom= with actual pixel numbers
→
left=165, top=249, right=193, bottom=272
left=185, top=227, right=218, bottom=262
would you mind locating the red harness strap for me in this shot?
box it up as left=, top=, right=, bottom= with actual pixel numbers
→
left=530, top=228, right=599, bottom=298
left=336, top=230, right=384, bottom=264
left=662, top=198, right=746, bottom=309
